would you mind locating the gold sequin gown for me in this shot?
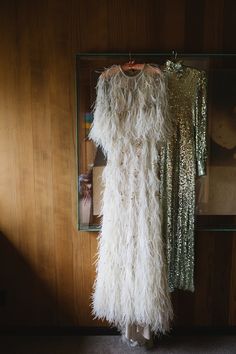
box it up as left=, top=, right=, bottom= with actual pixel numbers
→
left=160, top=60, right=208, bottom=292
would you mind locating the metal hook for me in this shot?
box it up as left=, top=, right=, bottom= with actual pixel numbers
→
left=129, top=51, right=132, bottom=62
left=128, top=51, right=135, bottom=67
left=172, top=50, right=178, bottom=61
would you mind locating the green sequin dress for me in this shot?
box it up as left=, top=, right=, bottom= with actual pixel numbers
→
left=160, top=60, right=208, bottom=292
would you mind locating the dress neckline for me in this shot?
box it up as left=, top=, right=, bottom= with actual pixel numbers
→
left=119, top=63, right=146, bottom=79
left=165, top=60, right=184, bottom=72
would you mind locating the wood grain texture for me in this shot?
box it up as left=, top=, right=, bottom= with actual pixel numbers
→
left=203, top=0, right=224, bottom=51
left=0, top=0, right=235, bottom=328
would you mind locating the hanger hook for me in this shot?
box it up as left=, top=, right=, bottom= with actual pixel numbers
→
left=172, top=50, right=178, bottom=60
left=172, top=50, right=177, bottom=60
left=129, top=51, right=132, bottom=62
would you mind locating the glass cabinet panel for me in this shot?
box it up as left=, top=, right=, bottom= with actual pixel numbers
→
left=76, top=54, right=236, bottom=231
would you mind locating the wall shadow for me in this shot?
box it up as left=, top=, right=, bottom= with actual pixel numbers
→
left=0, top=231, right=74, bottom=330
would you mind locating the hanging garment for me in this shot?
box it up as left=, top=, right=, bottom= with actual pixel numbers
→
left=160, top=60, right=208, bottom=292
left=88, top=63, right=174, bottom=340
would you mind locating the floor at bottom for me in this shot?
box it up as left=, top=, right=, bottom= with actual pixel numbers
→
left=0, top=334, right=236, bottom=354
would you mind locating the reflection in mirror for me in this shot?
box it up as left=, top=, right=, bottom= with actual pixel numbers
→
left=76, top=54, right=236, bottom=231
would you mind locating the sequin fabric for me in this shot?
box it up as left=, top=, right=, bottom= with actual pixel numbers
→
left=160, top=60, right=208, bottom=292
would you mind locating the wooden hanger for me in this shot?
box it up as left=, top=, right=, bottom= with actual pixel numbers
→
left=101, top=52, right=161, bottom=78
left=120, top=52, right=144, bottom=71
left=121, top=52, right=161, bottom=73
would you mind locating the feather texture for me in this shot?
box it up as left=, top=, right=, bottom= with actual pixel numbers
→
left=88, top=64, right=173, bottom=335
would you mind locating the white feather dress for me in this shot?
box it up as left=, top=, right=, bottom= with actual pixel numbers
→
left=88, top=63, right=174, bottom=338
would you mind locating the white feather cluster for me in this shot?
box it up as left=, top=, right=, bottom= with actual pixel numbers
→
left=88, top=64, right=173, bottom=335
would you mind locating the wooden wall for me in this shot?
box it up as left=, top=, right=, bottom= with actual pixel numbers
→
left=0, top=0, right=236, bottom=328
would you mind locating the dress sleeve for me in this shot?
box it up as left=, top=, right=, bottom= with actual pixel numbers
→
left=88, top=73, right=111, bottom=157
left=194, top=70, right=208, bottom=176
left=152, top=71, right=173, bottom=143
left=158, top=72, right=173, bottom=142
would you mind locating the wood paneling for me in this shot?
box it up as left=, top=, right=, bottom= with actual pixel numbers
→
left=174, top=232, right=233, bottom=326
left=0, top=0, right=235, bottom=328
